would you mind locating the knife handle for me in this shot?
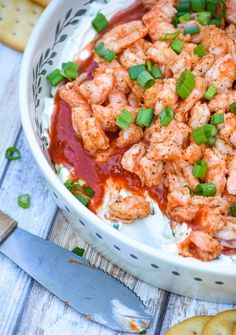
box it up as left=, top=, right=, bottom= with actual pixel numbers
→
left=0, top=210, right=17, bottom=243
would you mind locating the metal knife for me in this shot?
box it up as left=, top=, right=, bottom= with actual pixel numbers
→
left=0, top=210, right=151, bottom=333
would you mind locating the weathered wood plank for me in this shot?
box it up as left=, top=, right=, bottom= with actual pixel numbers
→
left=0, top=44, right=22, bottom=177
left=0, top=132, right=57, bottom=335
left=16, top=211, right=167, bottom=335
left=160, top=293, right=235, bottom=335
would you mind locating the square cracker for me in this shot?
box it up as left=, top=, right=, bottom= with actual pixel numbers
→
left=33, top=0, right=50, bottom=7
left=0, top=0, right=44, bottom=52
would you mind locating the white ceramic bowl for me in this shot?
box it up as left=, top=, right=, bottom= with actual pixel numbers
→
left=20, top=0, right=236, bottom=303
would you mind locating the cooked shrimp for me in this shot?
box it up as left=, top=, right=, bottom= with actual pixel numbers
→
left=144, top=81, right=163, bottom=109
left=217, top=216, right=236, bottom=240
left=59, top=81, right=86, bottom=108
left=139, top=156, right=164, bottom=187
left=79, top=72, right=114, bottom=104
left=175, top=76, right=207, bottom=122
left=193, top=54, right=215, bottom=77
left=116, top=124, right=143, bottom=149
left=201, top=26, right=229, bottom=57
left=205, top=54, right=236, bottom=93
left=168, top=49, right=197, bottom=79
left=121, top=143, right=146, bottom=175
left=215, top=138, right=234, bottom=157
left=108, top=89, right=127, bottom=105
left=146, top=41, right=177, bottom=65
left=178, top=21, right=203, bottom=44
left=71, top=106, right=91, bottom=137
left=208, top=90, right=236, bottom=113
left=100, top=20, right=148, bottom=54
left=218, top=113, right=236, bottom=147
left=128, top=91, right=141, bottom=107
left=179, top=231, right=222, bottom=261
left=74, top=116, right=109, bottom=154
left=226, top=0, right=236, bottom=24
left=176, top=159, right=199, bottom=189
left=92, top=103, right=122, bottom=132
left=119, top=40, right=147, bottom=69
left=108, top=195, right=151, bottom=222
left=189, top=102, right=211, bottom=129
left=225, top=24, right=236, bottom=40
left=183, top=142, right=204, bottom=165
left=204, top=148, right=227, bottom=195
left=227, top=152, right=236, bottom=195
left=155, top=78, right=178, bottom=115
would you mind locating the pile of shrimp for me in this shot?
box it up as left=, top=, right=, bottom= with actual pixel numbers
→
left=58, top=0, right=236, bottom=262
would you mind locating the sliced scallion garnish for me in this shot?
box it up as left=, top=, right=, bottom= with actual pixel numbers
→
left=76, top=193, right=90, bottom=206
left=177, top=0, right=191, bottom=12
left=5, top=147, right=21, bottom=161
left=92, top=12, right=109, bottom=32
left=128, top=64, right=146, bottom=80
left=18, top=194, right=30, bottom=209
left=135, top=108, right=154, bottom=127
left=193, top=44, right=207, bottom=57
left=62, top=61, right=79, bottom=81
left=137, top=71, right=155, bottom=90
left=194, top=183, right=216, bottom=197
left=184, top=25, right=200, bottom=35
left=116, top=109, right=133, bottom=129
left=152, top=66, right=163, bottom=79
left=192, top=159, right=208, bottom=180
left=72, top=247, right=85, bottom=256
left=176, top=69, right=195, bottom=99
left=191, top=0, right=205, bottom=12
left=160, top=30, right=180, bottom=41
left=160, top=106, right=174, bottom=127
left=84, top=186, right=95, bottom=197
left=171, top=39, right=184, bottom=54
left=179, top=13, right=192, bottom=22
left=211, top=113, right=224, bottom=125
left=209, top=18, right=221, bottom=26
left=95, top=42, right=116, bottom=62
left=197, top=11, right=211, bottom=25
left=204, top=86, right=217, bottom=100
left=46, top=69, right=65, bottom=86
left=230, top=102, right=236, bottom=115
left=230, top=203, right=236, bottom=217
left=192, top=124, right=217, bottom=145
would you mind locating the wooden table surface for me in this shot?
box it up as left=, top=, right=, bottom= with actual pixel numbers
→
left=0, top=42, right=233, bottom=335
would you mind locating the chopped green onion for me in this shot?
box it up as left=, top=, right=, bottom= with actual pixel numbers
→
left=208, top=136, right=216, bottom=146
left=160, top=106, right=174, bottom=127
left=184, top=25, right=200, bottom=35
left=76, top=193, right=90, bottom=206
left=92, top=12, right=109, bottom=32
left=135, top=108, right=154, bottom=127
left=177, top=11, right=189, bottom=17
left=137, top=71, right=155, bottom=90
left=146, top=60, right=153, bottom=73
left=194, top=183, right=216, bottom=197
left=192, top=124, right=217, bottom=145
left=5, top=147, right=21, bottom=160
left=206, top=0, right=218, bottom=15
left=230, top=203, right=236, bottom=217
left=193, top=44, right=207, bottom=57
left=151, top=66, right=162, bottom=79
left=197, top=11, right=211, bottom=25
left=72, top=246, right=85, bottom=256
left=230, top=102, right=236, bottom=115
left=160, top=30, right=180, bottom=41
left=18, top=194, right=30, bottom=209
left=191, top=0, right=205, bottom=12
left=95, top=42, right=116, bottom=62
left=84, top=186, right=95, bottom=197
left=171, top=39, right=184, bottom=54
left=204, top=86, right=217, bottom=100
left=46, top=69, right=65, bottom=86
left=176, top=69, right=195, bottom=99
left=62, top=61, right=79, bottom=80
left=192, top=159, right=208, bottom=180
left=78, top=179, right=87, bottom=186
left=172, top=16, right=179, bottom=27
left=211, top=113, right=224, bottom=125
left=116, top=108, right=133, bottom=129
left=215, top=0, right=226, bottom=19
left=177, top=0, right=191, bottom=12
left=64, top=180, right=73, bottom=190
left=209, top=18, right=221, bottom=26
left=128, top=64, right=146, bottom=80
left=179, top=13, right=192, bottom=22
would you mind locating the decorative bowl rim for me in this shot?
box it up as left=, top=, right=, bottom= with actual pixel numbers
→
left=19, top=0, right=236, bottom=277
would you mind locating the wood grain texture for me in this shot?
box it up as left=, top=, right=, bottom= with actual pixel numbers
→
left=0, top=210, right=17, bottom=243
left=16, top=211, right=167, bottom=335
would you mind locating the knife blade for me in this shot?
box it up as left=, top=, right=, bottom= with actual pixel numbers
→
left=0, top=211, right=151, bottom=333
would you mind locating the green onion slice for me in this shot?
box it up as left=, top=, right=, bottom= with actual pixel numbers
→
left=151, top=66, right=163, bottom=79
left=18, top=194, right=30, bottom=209
left=208, top=136, right=216, bottom=146
left=179, top=13, right=192, bottom=22
left=211, top=113, right=224, bottom=125
left=84, top=186, right=95, bottom=197
left=192, top=124, right=217, bottom=145
left=204, top=86, right=217, bottom=100
left=209, top=18, right=221, bottom=26
left=76, top=193, right=90, bottom=206
left=176, top=69, right=195, bottom=99
left=146, top=60, right=153, bottom=73
left=5, top=147, right=21, bottom=160
left=92, top=12, right=109, bottom=32
left=192, top=159, right=208, bottom=180
left=204, top=124, right=218, bottom=137
left=78, top=179, right=87, bottom=186
left=184, top=25, right=200, bottom=35
left=95, top=42, right=116, bottom=62
left=128, top=64, right=146, bottom=80
left=72, top=246, right=85, bottom=256
left=230, top=102, right=236, bottom=115
left=137, top=71, right=155, bottom=90
left=191, top=0, right=205, bottom=12
left=197, top=11, right=212, bottom=25
left=46, top=69, right=65, bottom=86
left=171, top=39, right=184, bottom=54
left=62, top=61, right=79, bottom=80
left=172, top=17, right=179, bottom=27
left=193, top=44, right=207, bottom=57
left=160, top=30, right=180, bottom=41
left=116, top=108, right=133, bottom=129
left=64, top=180, right=73, bottom=190
left=135, top=108, right=154, bottom=127
left=194, top=183, right=216, bottom=197
left=230, top=203, right=236, bottom=217
left=160, top=106, right=174, bottom=127
left=177, top=0, right=191, bottom=12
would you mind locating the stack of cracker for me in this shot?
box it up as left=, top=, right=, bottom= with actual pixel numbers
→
left=0, top=0, right=50, bottom=52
